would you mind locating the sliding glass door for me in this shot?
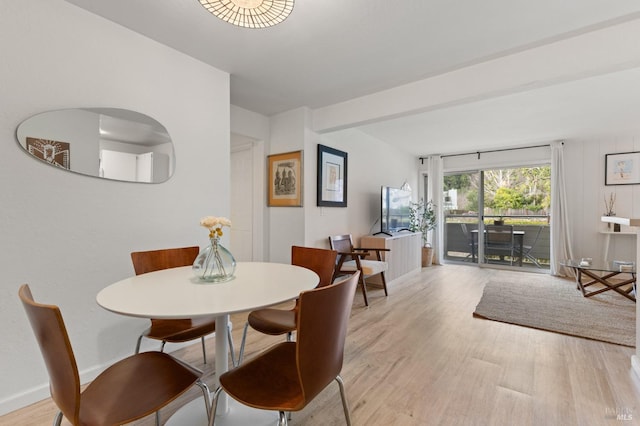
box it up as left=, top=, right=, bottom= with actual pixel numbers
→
left=443, top=171, right=481, bottom=264
left=443, top=166, right=550, bottom=270
left=481, top=166, right=550, bottom=269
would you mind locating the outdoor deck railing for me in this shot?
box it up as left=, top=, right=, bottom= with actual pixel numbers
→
left=444, top=214, right=550, bottom=269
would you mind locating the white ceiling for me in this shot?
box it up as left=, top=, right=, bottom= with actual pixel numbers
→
left=357, top=66, right=640, bottom=155
left=64, top=0, right=640, bottom=155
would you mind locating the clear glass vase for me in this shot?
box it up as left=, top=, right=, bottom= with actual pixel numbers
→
left=193, top=237, right=236, bottom=282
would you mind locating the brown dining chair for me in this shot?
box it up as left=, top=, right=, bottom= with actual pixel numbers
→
left=329, top=234, right=389, bottom=306
left=208, top=271, right=359, bottom=426
left=236, top=245, right=337, bottom=364
left=131, top=246, right=236, bottom=366
left=19, top=284, right=211, bottom=426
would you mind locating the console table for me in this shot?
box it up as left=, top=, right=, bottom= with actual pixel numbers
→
left=361, top=232, right=422, bottom=285
left=600, top=215, right=638, bottom=262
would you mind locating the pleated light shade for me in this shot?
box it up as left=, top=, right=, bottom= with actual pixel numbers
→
left=199, top=0, right=294, bottom=29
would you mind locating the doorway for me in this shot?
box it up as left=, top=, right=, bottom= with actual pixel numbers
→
left=230, top=134, right=265, bottom=262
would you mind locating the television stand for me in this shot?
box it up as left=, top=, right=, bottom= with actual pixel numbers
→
left=361, top=232, right=422, bottom=286
left=373, top=231, right=393, bottom=236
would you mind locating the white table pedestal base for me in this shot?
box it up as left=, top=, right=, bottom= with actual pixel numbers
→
left=166, top=395, right=279, bottom=426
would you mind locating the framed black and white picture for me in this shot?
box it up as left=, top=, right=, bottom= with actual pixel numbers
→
left=317, top=144, right=347, bottom=207
left=268, top=150, right=303, bottom=207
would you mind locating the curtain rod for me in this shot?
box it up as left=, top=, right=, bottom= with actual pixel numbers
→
left=419, top=143, right=557, bottom=164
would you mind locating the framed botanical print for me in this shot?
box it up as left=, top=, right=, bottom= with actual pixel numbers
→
left=268, top=150, right=303, bottom=207
left=317, top=144, right=347, bottom=207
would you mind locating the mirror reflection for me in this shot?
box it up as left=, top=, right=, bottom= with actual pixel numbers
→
left=16, top=108, right=175, bottom=183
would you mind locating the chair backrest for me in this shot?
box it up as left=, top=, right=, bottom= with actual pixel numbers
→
left=19, top=285, right=81, bottom=425
left=291, top=246, right=338, bottom=288
left=328, top=234, right=354, bottom=254
left=523, top=226, right=543, bottom=251
left=131, top=247, right=200, bottom=328
left=131, top=246, right=200, bottom=275
left=295, top=271, right=359, bottom=403
left=461, top=223, right=472, bottom=244
left=485, top=225, right=514, bottom=246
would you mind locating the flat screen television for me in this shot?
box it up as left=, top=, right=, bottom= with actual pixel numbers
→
left=379, top=186, right=412, bottom=235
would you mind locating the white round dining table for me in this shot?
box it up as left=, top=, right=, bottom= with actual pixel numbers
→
left=96, top=262, right=319, bottom=426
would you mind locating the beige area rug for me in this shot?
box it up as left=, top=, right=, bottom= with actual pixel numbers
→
left=473, top=274, right=636, bottom=347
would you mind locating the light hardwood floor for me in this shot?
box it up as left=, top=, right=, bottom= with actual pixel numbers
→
left=3, top=264, right=639, bottom=425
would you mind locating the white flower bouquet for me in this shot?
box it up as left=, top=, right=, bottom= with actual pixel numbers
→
left=200, top=216, right=232, bottom=239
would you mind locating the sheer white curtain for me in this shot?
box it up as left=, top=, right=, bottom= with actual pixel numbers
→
left=550, top=141, right=574, bottom=276
left=427, top=155, right=444, bottom=264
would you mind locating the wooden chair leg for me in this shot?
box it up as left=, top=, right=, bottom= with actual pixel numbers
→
left=359, top=273, right=369, bottom=306
left=380, top=272, right=389, bottom=297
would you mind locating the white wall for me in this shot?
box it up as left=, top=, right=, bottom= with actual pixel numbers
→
left=0, top=1, right=230, bottom=414
left=556, top=138, right=640, bottom=377
left=231, top=104, right=420, bottom=263
left=563, top=138, right=640, bottom=262
left=253, top=107, right=419, bottom=256
left=267, top=108, right=308, bottom=263
left=232, top=103, right=420, bottom=262
left=306, top=128, right=419, bottom=248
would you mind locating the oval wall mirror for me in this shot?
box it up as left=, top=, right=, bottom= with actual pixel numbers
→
left=16, top=108, right=175, bottom=183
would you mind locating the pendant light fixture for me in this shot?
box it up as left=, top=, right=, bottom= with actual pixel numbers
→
left=199, top=0, right=294, bottom=29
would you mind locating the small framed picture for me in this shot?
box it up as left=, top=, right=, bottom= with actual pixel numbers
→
left=317, top=144, right=347, bottom=207
left=605, top=151, right=640, bottom=185
left=267, top=150, right=303, bottom=207
left=26, top=137, right=71, bottom=170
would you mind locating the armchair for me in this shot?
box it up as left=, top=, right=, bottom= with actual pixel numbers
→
left=329, top=234, right=389, bottom=306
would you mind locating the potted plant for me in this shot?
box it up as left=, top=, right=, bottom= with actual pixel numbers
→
left=409, top=199, right=437, bottom=266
